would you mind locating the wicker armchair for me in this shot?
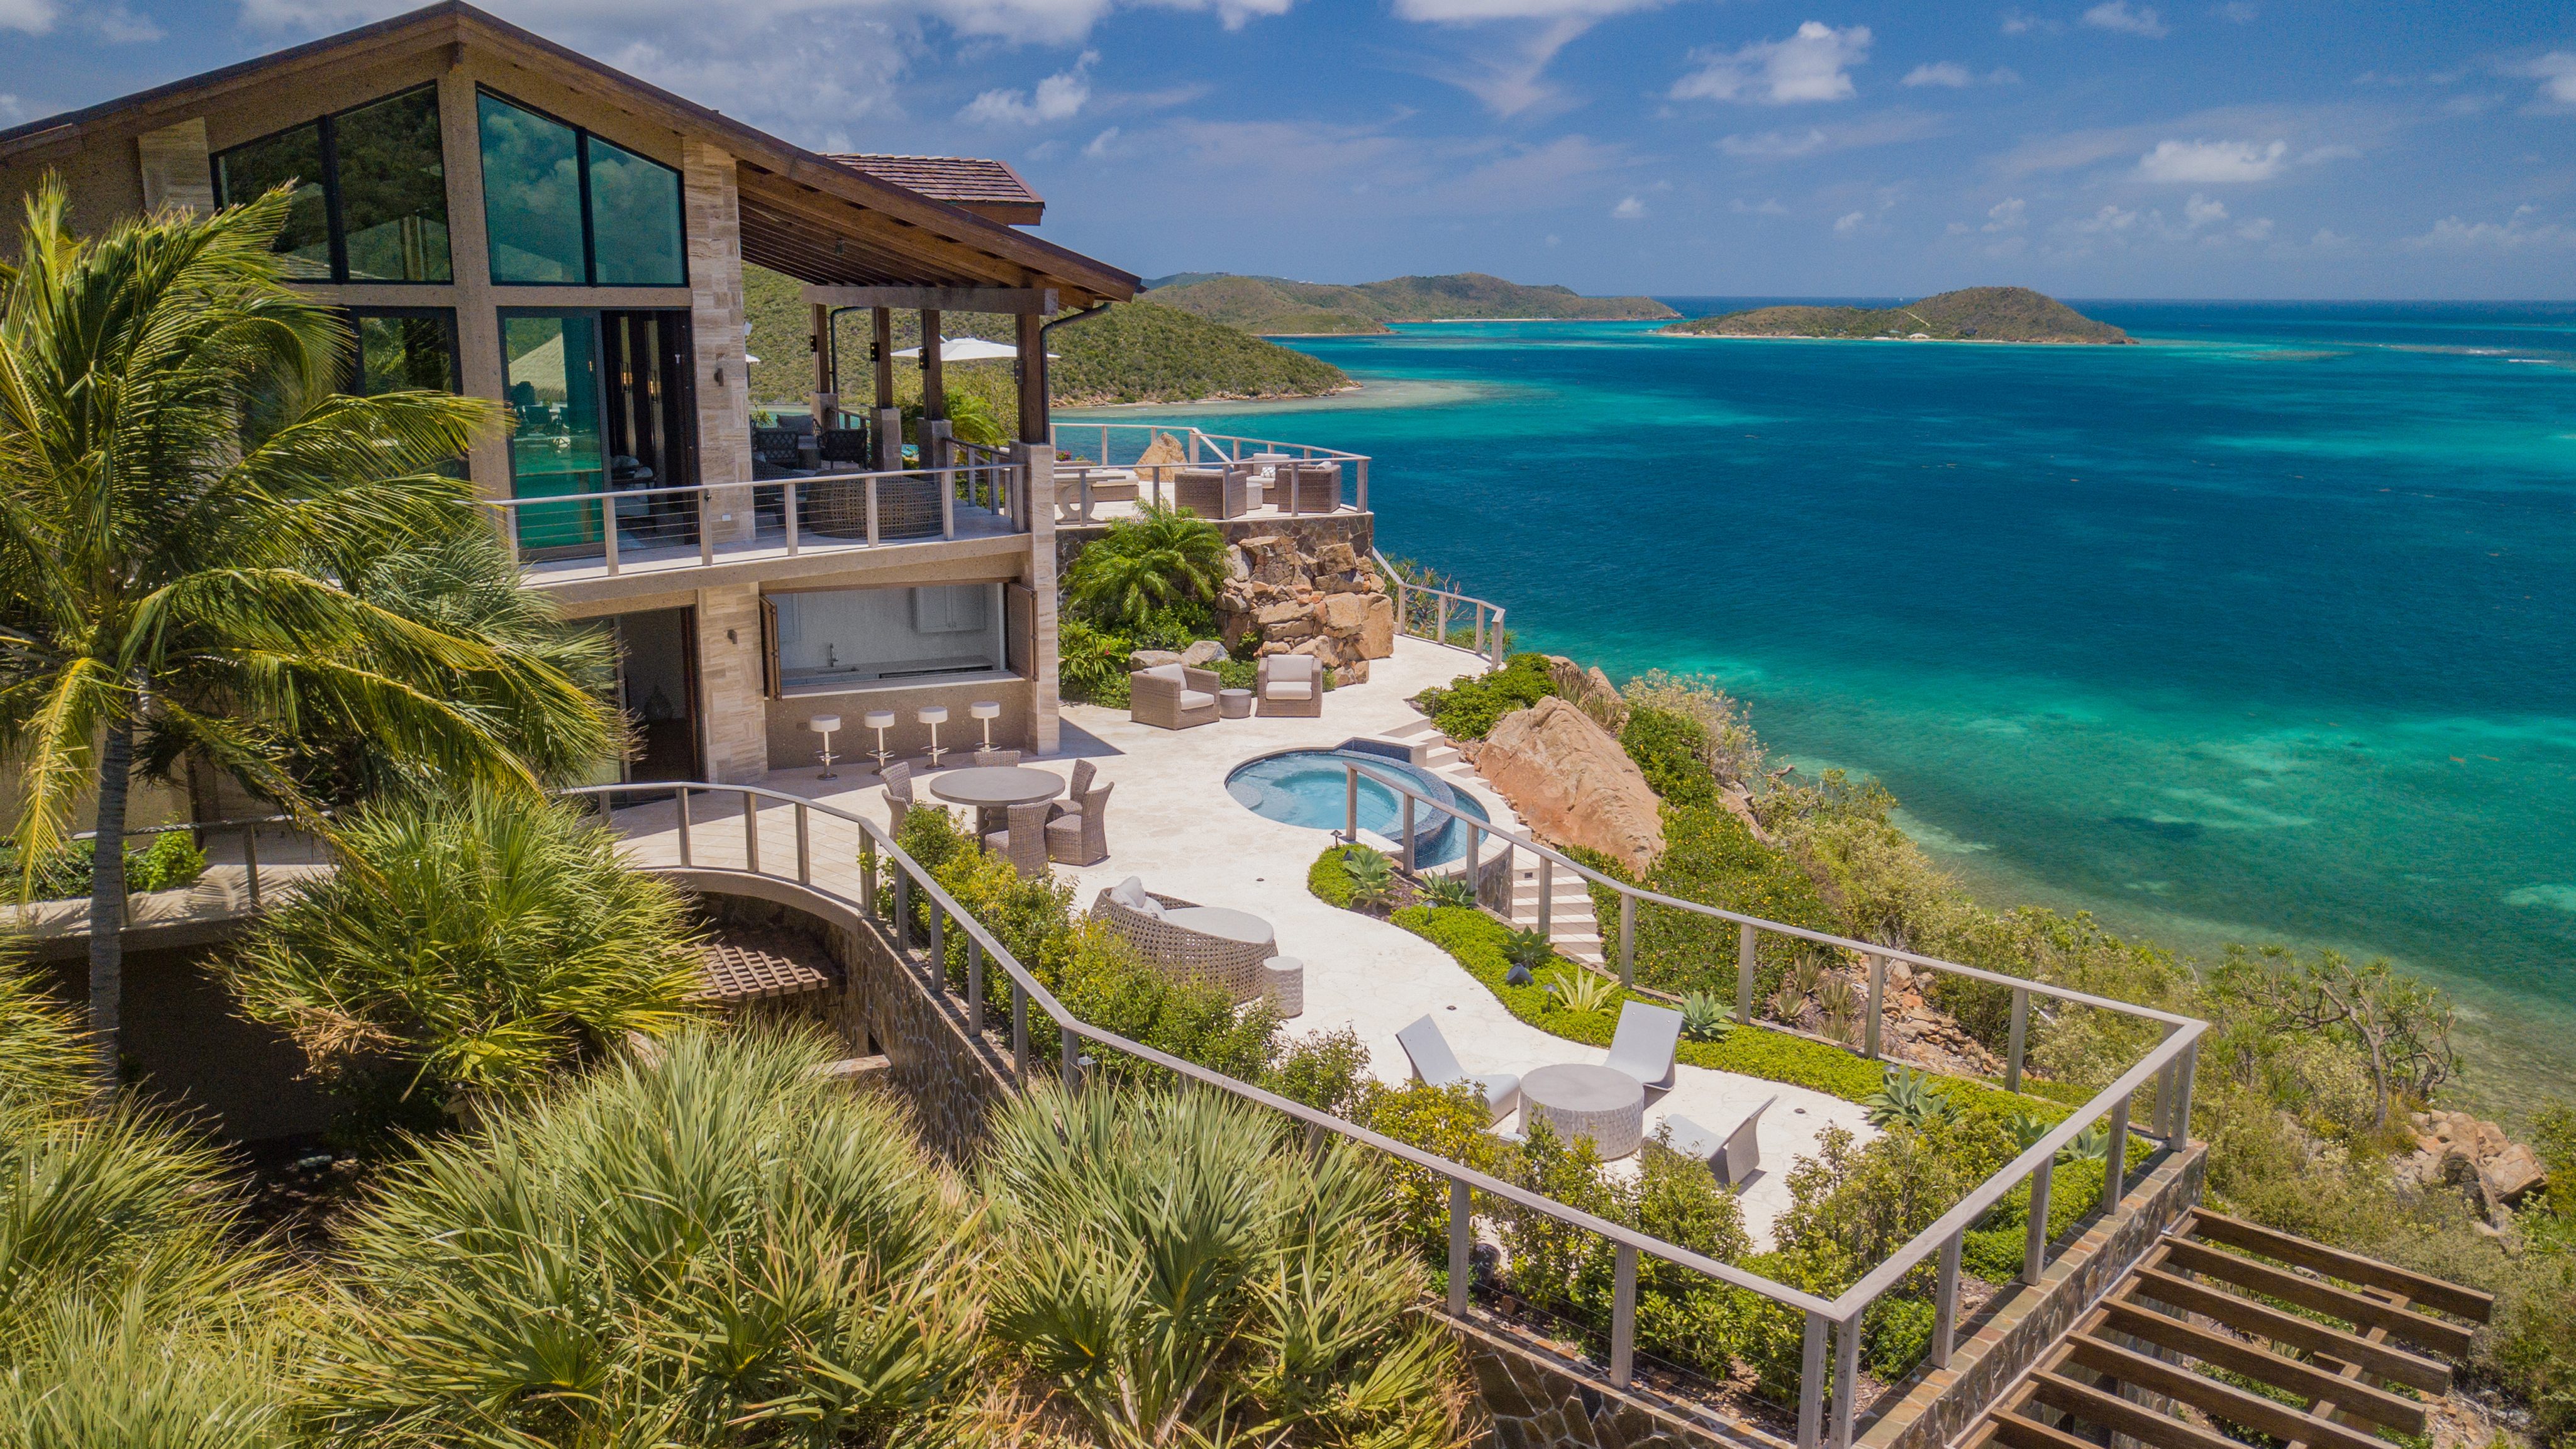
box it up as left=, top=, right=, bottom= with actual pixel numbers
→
left=882, top=760, right=914, bottom=835
left=1255, top=654, right=1322, bottom=718
left=1174, top=467, right=1249, bottom=520
left=982, top=801, right=1051, bottom=879
left=1091, top=881, right=1274, bottom=1002
left=1130, top=663, right=1219, bottom=730
left=1045, top=781, right=1113, bottom=865
left=1279, top=462, right=1341, bottom=513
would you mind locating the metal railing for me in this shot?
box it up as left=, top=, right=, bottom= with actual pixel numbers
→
left=1048, top=422, right=1372, bottom=520
left=1336, top=758, right=2204, bottom=1441
left=570, top=778, right=2205, bottom=1449
left=1373, top=547, right=1509, bottom=672
left=5, top=813, right=325, bottom=919
left=484, top=460, right=1026, bottom=576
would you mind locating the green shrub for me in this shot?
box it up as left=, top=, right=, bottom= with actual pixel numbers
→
left=1, top=831, right=211, bottom=902
left=1568, top=802, right=1843, bottom=1012
left=1621, top=706, right=1719, bottom=807
left=1359, top=1077, right=1511, bottom=1259
left=1058, top=617, right=1133, bottom=706
left=1864, top=1296, right=1937, bottom=1380
left=1409, top=652, right=1556, bottom=741
left=1267, top=1027, right=1373, bottom=1118
left=1308, top=844, right=1358, bottom=908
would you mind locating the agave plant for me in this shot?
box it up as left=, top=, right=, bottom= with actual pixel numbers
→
left=1545, top=967, right=1621, bottom=1016
left=977, top=1084, right=1465, bottom=1449
left=308, top=1026, right=982, bottom=1448
left=1421, top=872, right=1479, bottom=909
left=1504, top=927, right=1554, bottom=970
left=1341, top=845, right=1397, bottom=910
left=1767, top=980, right=1810, bottom=1026
left=1863, top=1066, right=1962, bottom=1130
left=1680, top=989, right=1735, bottom=1043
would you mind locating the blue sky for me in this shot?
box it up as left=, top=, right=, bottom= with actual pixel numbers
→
left=4, top=0, right=2571, bottom=297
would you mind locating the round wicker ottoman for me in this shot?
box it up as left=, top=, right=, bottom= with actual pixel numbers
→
left=1519, top=1063, right=1645, bottom=1157
left=1261, top=956, right=1304, bottom=1017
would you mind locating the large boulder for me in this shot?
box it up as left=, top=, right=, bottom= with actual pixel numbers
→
left=1477, top=697, right=1665, bottom=874
left=1236, top=535, right=1307, bottom=588
left=1179, top=639, right=1228, bottom=668
left=1316, top=592, right=1372, bottom=634
left=1357, top=593, right=1395, bottom=658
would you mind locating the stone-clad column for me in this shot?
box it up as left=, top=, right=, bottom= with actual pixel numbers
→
left=682, top=139, right=752, bottom=541
left=1019, top=441, right=1059, bottom=753
left=694, top=583, right=771, bottom=782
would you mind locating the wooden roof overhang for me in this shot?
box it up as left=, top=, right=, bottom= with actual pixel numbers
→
left=0, top=1, right=1138, bottom=306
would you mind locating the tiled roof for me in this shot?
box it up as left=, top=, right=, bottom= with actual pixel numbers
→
left=826, top=155, right=1044, bottom=223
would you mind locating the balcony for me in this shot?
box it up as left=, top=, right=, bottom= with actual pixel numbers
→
left=1048, top=422, right=1371, bottom=525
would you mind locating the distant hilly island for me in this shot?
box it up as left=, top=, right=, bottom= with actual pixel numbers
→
left=1145, top=272, right=1679, bottom=335
left=1662, top=287, right=2130, bottom=344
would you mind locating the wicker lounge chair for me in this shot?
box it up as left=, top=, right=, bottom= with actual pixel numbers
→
left=1091, top=878, right=1274, bottom=1002
left=1130, top=663, right=1219, bottom=730
left=1174, top=466, right=1250, bottom=520
left=1255, top=654, right=1322, bottom=717
left=1045, top=780, right=1113, bottom=865
left=1602, top=1000, right=1684, bottom=1091
left=1279, top=462, right=1341, bottom=513
left=982, top=801, right=1051, bottom=879
left=882, top=760, right=914, bottom=835
left=1394, top=1014, right=1520, bottom=1125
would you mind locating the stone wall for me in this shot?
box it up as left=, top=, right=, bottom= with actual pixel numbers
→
left=1858, top=1143, right=2208, bottom=1449
left=1440, top=1310, right=1753, bottom=1449
left=682, top=872, right=1014, bottom=1160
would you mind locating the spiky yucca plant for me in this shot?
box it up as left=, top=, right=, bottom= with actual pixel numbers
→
left=0, top=946, right=88, bottom=1115
left=308, top=1026, right=984, bottom=1449
left=221, top=786, right=703, bottom=1113
left=977, top=1084, right=1467, bottom=1449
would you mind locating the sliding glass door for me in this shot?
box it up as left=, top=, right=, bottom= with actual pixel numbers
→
left=502, top=310, right=605, bottom=556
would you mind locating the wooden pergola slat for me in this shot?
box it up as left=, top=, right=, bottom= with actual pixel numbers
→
left=2094, top=1299, right=2426, bottom=1433
left=2186, top=1211, right=2494, bottom=1323
left=2158, top=1239, right=2476, bottom=1357
left=2063, top=1334, right=2392, bottom=1449
left=1987, top=1409, right=2102, bottom=1449
left=2126, top=1267, right=2451, bottom=1394
left=2028, top=1370, right=2245, bottom=1449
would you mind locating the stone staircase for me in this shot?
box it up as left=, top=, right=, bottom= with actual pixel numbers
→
left=1377, top=715, right=1607, bottom=970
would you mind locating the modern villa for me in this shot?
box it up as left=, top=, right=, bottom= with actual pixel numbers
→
left=0, top=0, right=1144, bottom=794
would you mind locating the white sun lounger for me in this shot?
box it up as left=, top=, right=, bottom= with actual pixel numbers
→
left=1396, top=1014, right=1521, bottom=1126
left=1602, top=1000, right=1684, bottom=1091
left=1658, top=1095, right=1777, bottom=1188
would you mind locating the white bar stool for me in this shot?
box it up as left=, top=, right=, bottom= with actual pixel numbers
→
left=807, top=713, right=842, bottom=780
left=862, top=709, right=897, bottom=772
left=917, top=704, right=950, bottom=768
left=970, top=699, right=1002, bottom=751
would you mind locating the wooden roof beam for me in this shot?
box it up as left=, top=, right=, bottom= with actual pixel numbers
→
left=2064, top=1333, right=2390, bottom=1449
left=801, top=286, right=1059, bottom=314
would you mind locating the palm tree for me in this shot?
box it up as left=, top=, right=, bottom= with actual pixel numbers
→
left=310, top=1026, right=982, bottom=1448
left=977, top=1084, right=1467, bottom=1448
left=0, top=182, right=616, bottom=1080
left=221, top=786, right=704, bottom=1116
left=1062, top=502, right=1228, bottom=630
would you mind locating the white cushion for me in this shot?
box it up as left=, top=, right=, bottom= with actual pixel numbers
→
left=1111, top=876, right=1151, bottom=911
left=1141, top=664, right=1185, bottom=683
left=1265, top=681, right=1313, bottom=700
left=1179, top=689, right=1218, bottom=710
left=1268, top=655, right=1317, bottom=680
left=1160, top=906, right=1275, bottom=948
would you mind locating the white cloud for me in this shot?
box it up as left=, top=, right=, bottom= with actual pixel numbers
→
left=1984, top=196, right=2026, bottom=230
left=960, top=52, right=1095, bottom=125
left=0, top=0, right=56, bottom=32
left=2508, top=52, right=2576, bottom=107
left=2082, top=1, right=2167, bottom=36
left=2074, top=203, right=2139, bottom=233
left=2183, top=192, right=2227, bottom=227
left=2137, top=136, right=2287, bottom=182
left=2235, top=216, right=2273, bottom=240
left=1082, top=126, right=1120, bottom=157
left=1544, top=233, right=1562, bottom=246
left=2309, top=227, right=2349, bottom=248
left=1732, top=197, right=1789, bottom=214
left=1833, top=209, right=1863, bottom=232
left=1672, top=21, right=1871, bottom=105
left=1904, top=61, right=1971, bottom=87
left=1999, top=10, right=2058, bottom=35
left=2401, top=211, right=2575, bottom=252
left=2213, top=1, right=2255, bottom=19
left=1716, top=112, right=1942, bottom=157
left=1612, top=195, right=1647, bottom=219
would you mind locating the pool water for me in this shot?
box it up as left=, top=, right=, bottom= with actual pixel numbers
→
left=1225, top=747, right=1492, bottom=865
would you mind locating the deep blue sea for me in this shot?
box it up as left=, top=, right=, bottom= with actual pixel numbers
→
left=1070, top=301, right=2576, bottom=1104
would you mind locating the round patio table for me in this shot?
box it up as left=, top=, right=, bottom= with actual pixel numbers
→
left=928, top=766, right=1065, bottom=837
left=1519, top=1063, right=1646, bottom=1158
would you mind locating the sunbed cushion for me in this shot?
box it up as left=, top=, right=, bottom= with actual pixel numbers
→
left=1179, top=689, right=1218, bottom=711
left=1140, top=664, right=1185, bottom=683
left=1160, top=906, right=1274, bottom=948
left=1110, top=876, right=1160, bottom=918
left=1265, top=681, right=1313, bottom=700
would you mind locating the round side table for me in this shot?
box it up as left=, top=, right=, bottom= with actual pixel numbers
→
left=1218, top=687, right=1255, bottom=719
left=1519, top=1063, right=1646, bottom=1158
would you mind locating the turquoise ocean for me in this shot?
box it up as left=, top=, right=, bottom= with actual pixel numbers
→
left=1070, top=302, right=2576, bottom=1105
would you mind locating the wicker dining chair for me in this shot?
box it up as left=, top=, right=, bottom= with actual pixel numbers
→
left=1045, top=781, right=1113, bottom=865
left=1050, top=760, right=1099, bottom=821
left=972, top=748, right=1022, bottom=768
left=982, top=800, right=1051, bottom=879
left=882, top=760, right=914, bottom=835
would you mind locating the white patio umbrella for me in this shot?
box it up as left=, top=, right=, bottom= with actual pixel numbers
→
left=893, top=336, right=1057, bottom=362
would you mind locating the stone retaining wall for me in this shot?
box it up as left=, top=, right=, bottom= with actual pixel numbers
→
left=1438, top=1309, right=1758, bottom=1449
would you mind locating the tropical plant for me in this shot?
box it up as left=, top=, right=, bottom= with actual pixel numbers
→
left=2210, top=943, right=2459, bottom=1128
left=0, top=183, right=610, bottom=1078
left=1818, top=974, right=1861, bottom=1043
left=221, top=787, right=702, bottom=1116
left=1062, top=502, right=1228, bottom=630
left=1768, top=980, right=1809, bottom=1026
left=1545, top=967, right=1620, bottom=1016
left=1680, top=989, right=1735, bottom=1043
left=1407, top=653, right=1555, bottom=741
left=943, top=388, right=1008, bottom=447
left=1341, top=844, right=1397, bottom=910
left=0, top=828, right=206, bottom=905
left=1863, top=1066, right=1961, bottom=1129
left=1421, top=872, right=1478, bottom=909
left=0, top=945, right=89, bottom=1114
left=1502, top=926, right=1554, bottom=974
left=977, top=1083, right=1467, bottom=1449
left=1057, top=616, right=1136, bottom=704
left=308, top=1026, right=981, bottom=1447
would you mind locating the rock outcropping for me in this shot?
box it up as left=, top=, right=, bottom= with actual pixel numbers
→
left=1476, top=697, right=1665, bottom=874
left=2405, top=1109, right=2549, bottom=1218
left=1216, top=535, right=1396, bottom=682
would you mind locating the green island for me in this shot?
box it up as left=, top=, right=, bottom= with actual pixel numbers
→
left=1662, top=286, right=2132, bottom=343
left=1146, top=270, right=1680, bottom=335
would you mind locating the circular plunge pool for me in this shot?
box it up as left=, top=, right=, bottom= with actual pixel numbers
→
left=1224, top=747, right=1491, bottom=866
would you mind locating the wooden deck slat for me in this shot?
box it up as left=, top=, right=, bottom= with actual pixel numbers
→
left=2187, top=1210, right=2494, bottom=1323
left=2095, top=1299, right=2427, bottom=1435
left=2065, top=1333, right=2391, bottom=1449
left=2029, top=1369, right=2244, bottom=1449
left=2128, top=1267, right=2451, bottom=1394
left=1989, top=1407, right=2102, bottom=1449
left=2159, top=1239, right=2477, bottom=1358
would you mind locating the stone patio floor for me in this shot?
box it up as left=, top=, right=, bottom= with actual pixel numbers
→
left=615, top=633, right=1874, bottom=1243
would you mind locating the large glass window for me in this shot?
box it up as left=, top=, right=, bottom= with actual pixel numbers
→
left=212, top=123, right=331, bottom=280
left=477, top=94, right=586, bottom=284
left=212, top=86, right=450, bottom=284
left=347, top=308, right=459, bottom=394
left=502, top=311, right=606, bottom=555
left=770, top=584, right=1006, bottom=694
left=586, top=135, right=686, bottom=285
left=477, top=91, right=687, bottom=288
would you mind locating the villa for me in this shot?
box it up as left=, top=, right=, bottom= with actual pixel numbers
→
left=0, top=11, right=2504, bottom=1449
